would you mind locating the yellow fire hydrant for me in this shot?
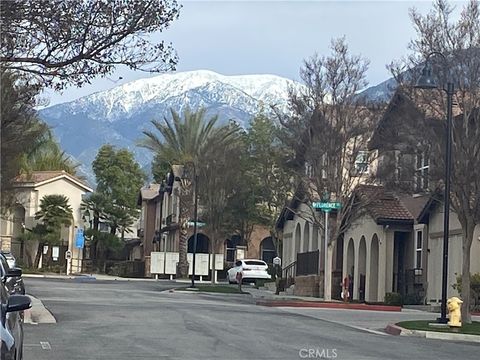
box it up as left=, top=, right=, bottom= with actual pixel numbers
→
left=447, top=297, right=463, bottom=328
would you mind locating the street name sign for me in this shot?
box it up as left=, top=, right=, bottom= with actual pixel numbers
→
left=312, top=202, right=342, bottom=212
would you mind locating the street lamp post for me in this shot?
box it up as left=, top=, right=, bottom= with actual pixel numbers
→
left=191, top=169, right=199, bottom=288
left=185, top=163, right=199, bottom=288
left=414, top=51, right=454, bottom=324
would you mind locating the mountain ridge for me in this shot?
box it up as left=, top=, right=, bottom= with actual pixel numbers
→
left=38, top=69, right=395, bottom=186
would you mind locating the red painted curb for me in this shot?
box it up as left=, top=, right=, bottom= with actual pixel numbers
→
left=385, top=324, right=403, bottom=335
left=256, top=300, right=402, bottom=312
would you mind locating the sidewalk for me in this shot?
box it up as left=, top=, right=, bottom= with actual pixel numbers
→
left=24, top=294, right=56, bottom=325
left=247, top=287, right=401, bottom=311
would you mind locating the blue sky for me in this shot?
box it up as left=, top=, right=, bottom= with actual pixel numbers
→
left=45, top=0, right=467, bottom=106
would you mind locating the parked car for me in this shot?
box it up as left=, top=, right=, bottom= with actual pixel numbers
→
left=1, top=257, right=31, bottom=360
left=227, top=259, right=271, bottom=284
left=0, top=254, right=25, bottom=296
left=0, top=252, right=16, bottom=269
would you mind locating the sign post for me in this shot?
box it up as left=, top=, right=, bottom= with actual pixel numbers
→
left=65, top=250, right=72, bottom=275
left=312, top=201, right=341, bottom=300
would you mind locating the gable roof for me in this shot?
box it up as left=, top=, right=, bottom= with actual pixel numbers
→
left=356, top=185, right=414, bottom=225
left=398, top=194, right=431, bottom=221
left=14, top=171, right=92, bottom=192
left=369, top=88, right=464, bottom=150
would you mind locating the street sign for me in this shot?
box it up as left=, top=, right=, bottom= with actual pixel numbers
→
left=312, top=202, right=342, bottom=211
left=75, top=228, right=85, bottom=248
left=65, top=250, right=72, bottom=260
left=187, top=221, right=206, bottom=228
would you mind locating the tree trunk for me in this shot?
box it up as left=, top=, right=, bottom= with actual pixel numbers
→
left=460, top=218, right=475, bottom=324
left=34, top=242, right=44, bottom=269
left=211, top=233, right=217, bottom=284
left=177, top=225, right=189, bottom=278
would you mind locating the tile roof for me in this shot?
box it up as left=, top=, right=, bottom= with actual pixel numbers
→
left=140, top=184, right=161, bottom=201
left=398, top=194, right=430, bottom=221
left=14, top=170, right=92, bottom=190
left=356, top=185, right=414, bottom=224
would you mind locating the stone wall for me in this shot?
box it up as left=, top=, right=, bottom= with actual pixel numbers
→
left=293, top=275, right=321, bottom=297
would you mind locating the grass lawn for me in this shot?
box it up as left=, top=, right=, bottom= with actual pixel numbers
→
left=180, top=285, right=248, bottom=294
left=397, top=320, right=480, bottom=335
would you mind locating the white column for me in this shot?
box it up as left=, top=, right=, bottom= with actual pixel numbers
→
left=385, top=231, right=395, bottom=294
left=378, top=234, right=387, bottom=301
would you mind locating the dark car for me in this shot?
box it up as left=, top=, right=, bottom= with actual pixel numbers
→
left=0, top=254, right=25, bottom=296
left=1, top=260, right=31, bottom=360
left=0, top=252, right=16, bottom=269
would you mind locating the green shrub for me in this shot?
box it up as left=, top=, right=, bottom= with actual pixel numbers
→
left=384, top=292, right=403, bottom=306
left=452, top=273, right=480, bottom=311
left=452, top=273, right=480, bottom=294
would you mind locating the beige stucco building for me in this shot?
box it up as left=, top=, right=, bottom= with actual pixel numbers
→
left=276, top=89, right=480, bottom=306
left=0, top=171, right=92, bottom=272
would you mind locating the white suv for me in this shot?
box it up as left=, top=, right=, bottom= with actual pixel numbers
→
left=227, top=259, right=271, bottom=284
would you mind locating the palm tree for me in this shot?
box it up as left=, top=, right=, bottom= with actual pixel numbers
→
left=33, top=194, right=73, bottom=268
left=19, top=135, right=80, bottom=176
left=139, top=108, right=239, bottom=278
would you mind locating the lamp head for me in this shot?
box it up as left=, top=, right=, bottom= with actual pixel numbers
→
left=415, top=62, right=438, bottom=89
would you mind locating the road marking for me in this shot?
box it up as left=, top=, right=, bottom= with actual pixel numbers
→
left=40, top=341, right=52, bottom=350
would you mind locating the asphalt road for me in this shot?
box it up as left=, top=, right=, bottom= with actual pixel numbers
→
left=23, top=278, right=479, bottom=360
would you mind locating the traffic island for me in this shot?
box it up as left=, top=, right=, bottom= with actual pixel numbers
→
left=385, top=320, right=480, bottom=343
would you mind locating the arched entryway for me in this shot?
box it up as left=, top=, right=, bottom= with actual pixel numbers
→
left=369, top=234, right=380, bottom=302
left=346, top=238, right=355, bottom=300
left=358, top=236, right=367, bottom=302
left=303, top=222, right=310, bottom=252
left=294, top=223, right=301, bottom=260
left=311, top=225, right=319, bottom=250
left=260, top=237, right=276, bottom=264
left=188, top=233, right=210, bottom=253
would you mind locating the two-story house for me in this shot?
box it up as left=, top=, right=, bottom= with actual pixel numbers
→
left=277, top=89, right=480, bottom=305
left=1, top=171, right=93, bottom=273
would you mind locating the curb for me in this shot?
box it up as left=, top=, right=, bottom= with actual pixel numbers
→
left=256, top=300, right=402, bottom=312
left=23, top=273, right=160, bottom=282
left=385, top=323, right=480, bottom=343
left=24, top=294, right=56, bottom=325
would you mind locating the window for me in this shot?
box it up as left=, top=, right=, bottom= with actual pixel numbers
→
left=354, top=151, right=369, bottom=175
left=415, top=230, right=422, bottom=269
left=415, top=150, right=429, bottom=192
left=321, top=154, right=327, bottom=179
left=304, top=161, right=314, bottom=178
left=244, top=260, right=267, bottom=266
left=225, top=240, right=235, bottom=262
left=394, top=150, right=401, bottom=181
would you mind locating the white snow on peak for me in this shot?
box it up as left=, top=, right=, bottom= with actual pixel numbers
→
left=64, top=70, right=301, bottom=120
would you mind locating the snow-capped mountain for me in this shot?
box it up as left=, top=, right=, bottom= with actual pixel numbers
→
left=39, top=70, right=301, bottom=186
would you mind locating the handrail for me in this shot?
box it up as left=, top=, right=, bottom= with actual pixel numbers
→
left=282, top=260, right=297, bottom=288
left=282, top=260, right=296, bottom=273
